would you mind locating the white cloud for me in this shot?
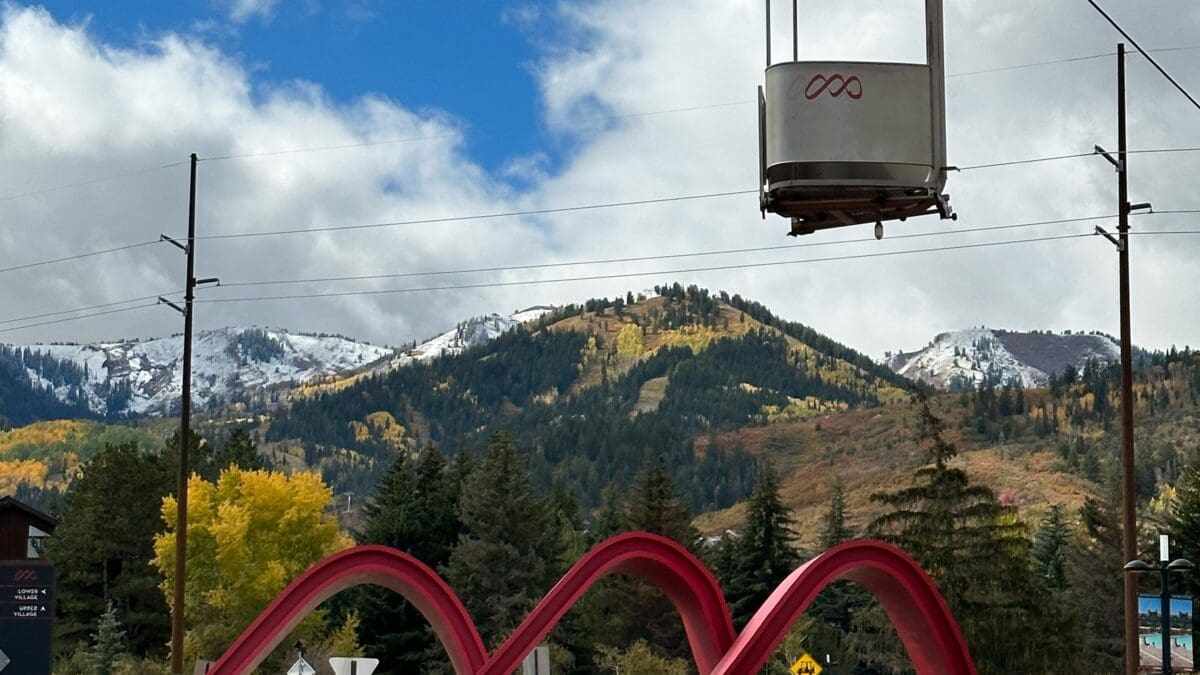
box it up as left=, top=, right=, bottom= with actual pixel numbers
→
left=220, top=0, right=282, bottom=24
left=1, top=1, right=1199, bottom=360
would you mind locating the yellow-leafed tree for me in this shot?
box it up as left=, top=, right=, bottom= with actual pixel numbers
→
left=615, top=322, right=644, bottom=357
left=153, top=467, right=353, bottom=668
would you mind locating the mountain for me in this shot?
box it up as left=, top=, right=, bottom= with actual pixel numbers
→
left=389, top=306, right=556, bottom=366
left=9, top=327, right=394, bottom=417
left=887, top=328, right=1120, bottom=391
left=267, top=285, right=914, bottom=511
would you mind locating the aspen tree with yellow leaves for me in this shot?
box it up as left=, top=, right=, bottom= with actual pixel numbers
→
left=153, top=467, right=353, bottom=669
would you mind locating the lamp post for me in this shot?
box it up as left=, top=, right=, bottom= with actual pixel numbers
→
left=1125, top=535, right=1196, bottom=674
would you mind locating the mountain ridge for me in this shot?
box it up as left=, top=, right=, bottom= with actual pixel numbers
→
left=887, top=327, right=1120, bottom=391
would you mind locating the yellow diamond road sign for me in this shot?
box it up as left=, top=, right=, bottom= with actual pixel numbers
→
left=791, top=652, right=822, bottom=675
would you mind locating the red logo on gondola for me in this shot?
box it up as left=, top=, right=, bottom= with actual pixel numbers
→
left=804, top=73, right=862, bottom=99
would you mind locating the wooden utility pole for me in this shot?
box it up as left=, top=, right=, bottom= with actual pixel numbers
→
left=1093, top=44, right=1141, bottom=674
left=170, top=152, right=198, bottom=675
left=160, top=154, right=217, bottom=675
left=1115, top=43, right=1138, bottom=675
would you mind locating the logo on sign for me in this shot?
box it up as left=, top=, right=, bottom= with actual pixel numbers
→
left=804, top=74, right=862, bottom=100
left=12, top=570, right=37, bottom=583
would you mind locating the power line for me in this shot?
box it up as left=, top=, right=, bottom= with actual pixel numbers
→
left=957, top=146, right=1200, bottom=171
left=0, top=240, right=162, bottom=276
left=0, top=292, right=181, bottom=327
left=8, top=228, right=1198, bottom=335
left=957, top=152, right=1096, bottom=171
left=197, top=231, right=1103, bottom=306
left=1087, top=0, right=1200, bottom=113
left=0, top=161, right=189, bottom=204
left=949, top=53, right=1113, bottom=78
left=197, top=134, right=458, bottom=162
left=198, top=189, right=759, bottom=241
left=218, top=214, right=1120, bottom=289
left=0, top=302, right=161, bottom=335
left=947, top=45, right=1200, bottom=78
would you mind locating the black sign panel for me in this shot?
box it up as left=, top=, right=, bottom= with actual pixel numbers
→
left=0, top=561, right=54, bottom=674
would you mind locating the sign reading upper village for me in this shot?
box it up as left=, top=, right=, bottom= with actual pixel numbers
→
left=0, top=562, right=54, bottom=674
left=0, top=563, right=53, bottom=619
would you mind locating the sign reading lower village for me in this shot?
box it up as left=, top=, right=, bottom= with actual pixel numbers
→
left=0, top=562, right=54, bottom=674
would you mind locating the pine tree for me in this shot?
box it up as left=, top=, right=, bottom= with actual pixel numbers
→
left=625, top=457, right=698, bottom=547
left=1031, top=504, right=1069, bottom=589
left=445, top=431, right=560, bottom=647
left=89, top=600, right=127, bottom=675
left=1067, top=493, right=1124, bottom=672
left=818, top=480, right=852, bottom=550
left=865, top=392, right=1053, bottom=674
left=355, top=447, right=462, bottom=672
left=721, top=462, right=799, bottom=628
left=1169, top=463, right=1200, bottom=600
left=206, top=427, right=264, bottom=476
left=806, top=481, right=867, bottom=669
left=44, top=442, right=172, bottom=656
left=593, top=458, right=700, bottom=662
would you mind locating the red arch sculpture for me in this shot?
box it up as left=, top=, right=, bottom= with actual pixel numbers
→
left=711, top=540, right=976, bottom=674
left=209, top=533, right=975, bottom=675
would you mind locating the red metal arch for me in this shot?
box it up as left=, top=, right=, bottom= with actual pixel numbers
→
left=209, top=534, right=975, bottom=675
left=477, top=531, right=735, bottom=675
left=207, top=545, right=488, bottom=675
left=712, top=539, right=976, bottom=674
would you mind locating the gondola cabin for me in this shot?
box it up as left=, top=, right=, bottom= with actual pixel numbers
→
left=758, top=0, right=955, bottom=236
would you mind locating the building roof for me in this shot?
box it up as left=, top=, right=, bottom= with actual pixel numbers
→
left=0, top=495, right=58, bottom=532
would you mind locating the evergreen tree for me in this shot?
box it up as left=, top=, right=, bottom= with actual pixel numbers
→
left=721, top=462, right=799, bottom=628
left=625, top=457, right=698, bottom=547
left=1031, top=504, right=1069, bottom=589
left=818, top=480, right=852, bottom=550
left=807, top=481, right=868, bottom=670
left=865, top=392, right=1058, bottom=674
left=595, top=458, right=700, bottom=662
left=205, top=427, right=264, bottom=476
left=445, top=431, right=560, bottom=647
left=355, top=447, right=462, bottom=673
left=89, top=601, right=127, bottom=675
left=45, top=442, right=172, bottom=656
left=1169, top=462, right=1200, bottom=602
left=1068, top=493, right=1124, bottom=672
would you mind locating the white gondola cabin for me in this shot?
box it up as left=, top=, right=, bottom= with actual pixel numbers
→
left=758, top=0, right=955, bottom=236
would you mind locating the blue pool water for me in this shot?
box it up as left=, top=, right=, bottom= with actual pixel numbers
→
left=1142, top=634, right=1193, bottom=650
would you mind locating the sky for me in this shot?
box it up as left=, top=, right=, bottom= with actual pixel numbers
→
left=1, top=0, right=1199, bottom=359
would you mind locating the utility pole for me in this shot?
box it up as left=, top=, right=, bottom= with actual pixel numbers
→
left=1115, top=43, right=1138, bottom=675
left=160, top=153, right=218, bottom=675
left=1093, top=44, right=1144, bottom=675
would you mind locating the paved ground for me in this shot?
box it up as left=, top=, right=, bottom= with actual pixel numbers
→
left=1139, top=641, right=1193, bottom=670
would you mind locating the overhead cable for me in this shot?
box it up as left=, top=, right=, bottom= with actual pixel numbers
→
left=1086, top=0, right=1200, bottom=113
left=197, top=232, right=1102, bottom=306
left=219, top=214, right=1120, bottom=289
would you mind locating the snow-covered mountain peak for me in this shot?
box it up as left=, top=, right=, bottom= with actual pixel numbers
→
left=887, top=328, right=1120, bottom=391
left=390, top=305, right=556, bottom=366
left=13, top=327, right=393, bottom=416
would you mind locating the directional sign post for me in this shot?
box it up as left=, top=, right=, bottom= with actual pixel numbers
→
left=0, top=562, right=54, bottom=675
left=790, top=652, right=823, bottom=675
left=330, top=656, right=380, bottom=675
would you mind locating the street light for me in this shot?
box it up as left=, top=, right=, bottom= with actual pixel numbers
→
left=1125, top=535, right=1195, bottom=674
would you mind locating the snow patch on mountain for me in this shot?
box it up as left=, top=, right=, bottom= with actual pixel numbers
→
left=887, top=328, right=1120, bottom=391
left=390, top=305, right=556, bottom=367
left=13, top=328, right=393, bottom=416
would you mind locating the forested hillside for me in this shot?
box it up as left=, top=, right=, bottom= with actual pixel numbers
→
left=0, top=345, right=101, bottom=426
left=267, top=286, right=910, bottom=510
